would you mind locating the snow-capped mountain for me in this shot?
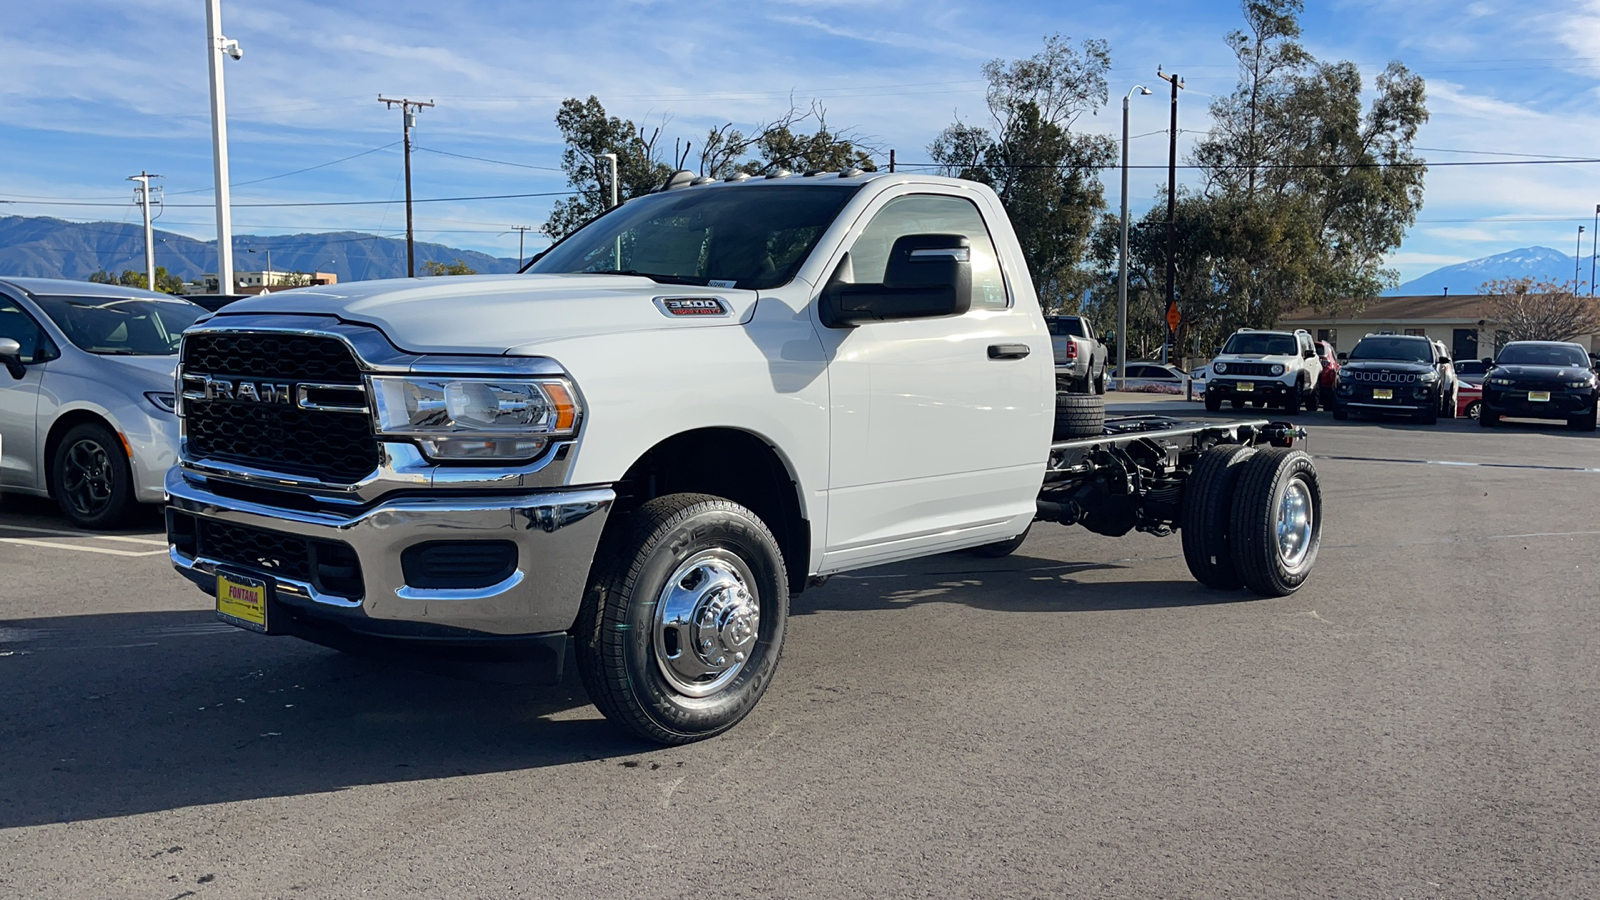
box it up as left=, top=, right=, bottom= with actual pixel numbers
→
left=1388, top=246, right=1582, bottom=296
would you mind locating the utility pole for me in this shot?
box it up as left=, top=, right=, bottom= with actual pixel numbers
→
left=1118, top=85, right=1152, bottom=391
left=128, top=172, right=161, bottom=291
left=1157, top=67, right=1185, bottom=366
left=1591, top=204, right=1597, bottom=297
left=206, top=0, right=242, bottom=294
left=511, top=225, right=533, bottom=267
left=378, top=96, right=435, bottom=277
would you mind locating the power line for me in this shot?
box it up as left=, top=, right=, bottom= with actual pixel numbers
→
left=0, top=189, right=579, bottom=209
left=897, top=157, right=1600, bottom=171
left=413, top=145, right=564, bottom=172
left=166, top=142, right=402, bottom=195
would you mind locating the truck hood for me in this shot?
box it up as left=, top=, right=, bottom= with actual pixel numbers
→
left=210, top=274, right=757, bottom=355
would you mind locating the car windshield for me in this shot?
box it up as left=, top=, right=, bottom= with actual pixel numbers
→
left=1348, top=337, right=1432, bottom=363
left=1047, top=317, right=1087, bottom=338
left=528, top=184, right=860, bottom=290
left=1496, top=343, right=1591, bottom=367
left=33, top=295, right=205, bottom=356
left=1220, top=332, right=1297, bottom=355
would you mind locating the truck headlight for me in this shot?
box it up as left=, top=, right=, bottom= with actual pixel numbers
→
left=1213, top=362, right=1227, bottom=374
left=1270, top=364, right=1285, bottom=376
left=370, top=376, right=581, bottom=461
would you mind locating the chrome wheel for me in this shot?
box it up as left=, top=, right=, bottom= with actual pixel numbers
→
left=653, top=549, right=760, bottom=698
left=61, top=438, right=116, bottom=519
left=1276, top=477, right=1315, bottom=571
left=1465, top=400, right=1481, bottom=420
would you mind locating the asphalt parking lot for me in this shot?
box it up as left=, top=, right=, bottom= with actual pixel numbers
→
left=3, top=409, right=1598, bottom=899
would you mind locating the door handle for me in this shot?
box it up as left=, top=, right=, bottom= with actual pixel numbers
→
left=988, top=343, right=1031, bottom=360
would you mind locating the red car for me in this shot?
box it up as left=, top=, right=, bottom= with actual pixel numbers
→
left=1457, top=382, right=1483, bottom=420
left=1313, top=340, right=1340, bottom=408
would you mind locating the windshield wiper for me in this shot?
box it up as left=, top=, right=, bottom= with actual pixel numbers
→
left=583, top=269, right=710, bottom=287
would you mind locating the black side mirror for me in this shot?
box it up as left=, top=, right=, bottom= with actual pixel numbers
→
left=0, top=337, right=24, bottom=380
left=820, top=234, right=973, bottom=328
left=1336, top=352, right=1348, bottom=362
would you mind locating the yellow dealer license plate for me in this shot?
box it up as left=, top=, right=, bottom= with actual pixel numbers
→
left=217, top=571, right=268, bottom=632
left=1530, top=391, right=1551, bottom=402
left=1373, top=388, right=1393, bottom=400
left=1236, top=382, right=1254, bottom=392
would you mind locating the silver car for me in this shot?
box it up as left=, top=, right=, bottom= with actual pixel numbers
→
left=0, top=278, right=206, bottom=527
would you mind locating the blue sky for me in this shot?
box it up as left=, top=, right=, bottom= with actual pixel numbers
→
left=2, top=0, right=1598, bottom=282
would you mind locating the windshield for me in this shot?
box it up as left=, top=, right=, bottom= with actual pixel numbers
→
left=1221, top=332, right=1297, bottom=356
left=33, top=295, right=204, bottom=356
left=529, top=184, right=860, bottom=290
left=1348, top=337, right=1433, bottom=363
left=1496, top=343, right=1591, bottom=367
left=1047, top=317, right=1087, bottom=338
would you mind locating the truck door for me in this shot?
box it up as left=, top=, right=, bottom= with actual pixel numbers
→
left=815, top=191, right=1051, bottom=571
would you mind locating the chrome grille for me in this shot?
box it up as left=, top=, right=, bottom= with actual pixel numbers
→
left=1348, top=370, right=1419, bottom=383
left=181, top=331, right=380, bottom=483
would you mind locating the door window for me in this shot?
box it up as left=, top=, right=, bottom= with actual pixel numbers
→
left=0, top=298, right=49, bottom=363
left=849, top=194, right=1008, bottom=310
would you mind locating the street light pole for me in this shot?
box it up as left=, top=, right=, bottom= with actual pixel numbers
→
left=378, top=96, right=435, bottom=278
left=599, top=152, right=619, bottom=208
left=206, top=0, right=241, bottom=294
left=1591, top=204, right=1597, bottom=297
left=1117, top=85, right=1152, bottom=392
left=1577, top=225, right=1586, bottom=291
left=1157, top=67, right=1185, bottom=366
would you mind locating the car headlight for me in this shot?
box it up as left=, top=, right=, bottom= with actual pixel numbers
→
left=1567, top=380, right=1594, bottom=389
left=144, top=391, right=177, bottom=413
left=1418, top=371, right=1439, bottom=383
left=1487, top=376, right=1514, bottom=385
left=1213, top=362, right=1227, bottom=374
left=1270, top=364, right=1285, bottom=376
left=370, top=376, right=581, bottom=461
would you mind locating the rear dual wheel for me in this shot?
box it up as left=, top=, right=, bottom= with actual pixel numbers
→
left=1182, top=446, right=1321, bottom=597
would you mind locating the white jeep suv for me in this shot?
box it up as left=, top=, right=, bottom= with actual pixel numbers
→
left=1204, top=328, right=1323, bottom=414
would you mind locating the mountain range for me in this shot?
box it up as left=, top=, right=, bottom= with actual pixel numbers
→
left=1388, top=245, right=1588, bottom=296
left=0, top=216, right=521, bottom=285
left=0, top=215, right=1589, bottom=297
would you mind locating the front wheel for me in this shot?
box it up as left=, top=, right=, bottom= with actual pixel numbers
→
left=574, top=494, right=788, bottom=744
left=1229, top=448, right=1322, bottom=596
left=1479, top=407, right=1500, bottom=427
left=1205, top=392, right=1222, bottom=413
left=1569, top=407, right=1598, bottom=431
left=52, top=422, right=136, bottom=529
left=1463, top=400, right=1482, bottom=421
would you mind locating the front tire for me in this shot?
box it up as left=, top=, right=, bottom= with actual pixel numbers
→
left=1332, top=404, right=1349, bottom=421
left=1479, top=406, right=1500, bottom=427
left=51, top=422, right=136, bottom=529
left=1205, top=392, right=1222, bottom=413
left=1229, top=448, right=1322, bottom=597
left=574, top=494, right=788, bottom=745
left=1569, top=406, right=1598, bottom=431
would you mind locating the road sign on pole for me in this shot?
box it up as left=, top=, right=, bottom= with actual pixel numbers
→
left=1166, top=302, right=1181, bottom=330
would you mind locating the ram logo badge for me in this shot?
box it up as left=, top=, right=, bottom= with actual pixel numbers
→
left=655, top=297, right=730, bottom=318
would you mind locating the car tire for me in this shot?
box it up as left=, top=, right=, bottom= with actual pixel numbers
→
left=1094, top=369, right=1107, bottom=395
left=1284, top=388, right=1302, bottom=415
left=1442, top=386, right=1458, bottom=419
left=1181, top=444, right=1256, bottom=590
left=1053, top=393, right=1106, bottom=440
left=51, top=422, right=136, bottom=530
left=1569, top=407, right=1598, bottom=431
left=1417, top=403, right=1438, bottom=425
left=1332, top=404, right=1349, bottom=420
left=1205, top=392, right=1222, bottom=413
left=1464, top=400, right=1482, bottom=421
left=1480, top=407, right=1499, bottom=427
left=1230, top=398, right=1245, bottom=410
left=969, top=525, right=1031, bottom=558
left=573, top=493, right=788, bottom=745
left=1229, top=448, right=1322, bottom=597
left=1304, top=383, right=1319, bottom=412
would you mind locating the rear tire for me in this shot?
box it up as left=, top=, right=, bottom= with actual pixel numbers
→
left=1304, top=385, right=1319, bottom=412
left=574, top=494, right=788, bottom=744
left=1053, top=393, right=1106, bottom=440
left=1230, top=398, right=1245, bottom=410
left=1094, top=369, right=1107, bottom=395
left=1284, top=388, right=1302, bottom=415
left=1229, top=449, right=1322, bottom=597
left=1181, top=444, right=1257, bottom=590
left=1464, top=400, right=1482, bottom=421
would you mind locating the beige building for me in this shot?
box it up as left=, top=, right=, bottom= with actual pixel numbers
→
left=1281, top=294, right=1600, bottom=362
left=187, top=270, right=338, bottom=295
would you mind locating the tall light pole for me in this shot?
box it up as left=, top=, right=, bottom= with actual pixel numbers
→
left=1117, top=85, right=1153, bottom=391
left=1577, top=225, right=1586, bottom=291
left=206, top=0, right=242, bottom=294
left=1591, top=204, right=1597, bottom=297
left=128, top=172, right=161, bottom=291
left=378, top=96, right=435, bottom=277
left=1157, top=67, right=1185, bottom=366
left=598, top=152, right=619, bottom=208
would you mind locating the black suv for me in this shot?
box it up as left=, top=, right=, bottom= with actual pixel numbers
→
left=1332, top=334, right=1455, bottom=424
left=1480, top=340, right=1598, bottom=430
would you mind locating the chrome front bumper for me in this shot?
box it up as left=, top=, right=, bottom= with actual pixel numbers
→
left=166, top=466, right=614, bottom=637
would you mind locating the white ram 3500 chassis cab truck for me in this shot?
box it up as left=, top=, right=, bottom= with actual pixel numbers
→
left=167, top=172, right=1323, bottom=743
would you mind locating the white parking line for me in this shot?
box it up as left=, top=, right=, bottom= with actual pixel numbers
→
left=0, top=523, right=166, bottom=545
left=0, top=538, right=168, bottom=557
